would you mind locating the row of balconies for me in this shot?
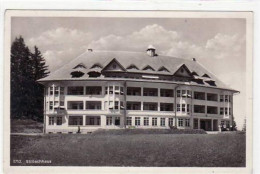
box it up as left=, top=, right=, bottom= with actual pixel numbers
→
left=48, top=100, right=232, bottom=116
left=46, top=86, right=232, bottom=103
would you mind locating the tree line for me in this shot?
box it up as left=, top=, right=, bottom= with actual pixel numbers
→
left=11, top=36, right=49, bottom=121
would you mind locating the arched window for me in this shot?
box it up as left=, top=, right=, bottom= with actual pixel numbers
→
left=71, top=71, right=84, bottom=78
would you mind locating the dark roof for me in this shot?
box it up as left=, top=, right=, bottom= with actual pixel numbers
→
left=38, top=50, right=237, bottom=92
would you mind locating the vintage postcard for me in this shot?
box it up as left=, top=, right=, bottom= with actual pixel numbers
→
left=3, top=10, right=253, bottom=174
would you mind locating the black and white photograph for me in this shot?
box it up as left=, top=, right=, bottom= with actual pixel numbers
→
left=3, top=10, right=253, bottom=174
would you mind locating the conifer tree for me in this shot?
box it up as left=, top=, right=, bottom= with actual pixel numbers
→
left=11, top=36, right=49, bottom=121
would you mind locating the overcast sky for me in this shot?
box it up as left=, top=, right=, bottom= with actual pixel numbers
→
left=11, top=17, right=246, bottom=129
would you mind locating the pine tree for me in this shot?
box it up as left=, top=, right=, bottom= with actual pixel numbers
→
left=30, top=46, right=49, bottom=121
left=11, top=36, right=49, bottom=121
left=11, top=36, right=34, bottom=119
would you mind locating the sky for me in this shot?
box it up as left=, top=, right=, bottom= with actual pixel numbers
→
left=11, top=17, right=246, bottom=129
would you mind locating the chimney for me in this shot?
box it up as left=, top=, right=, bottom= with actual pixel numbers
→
left=192, top=58, right=196, bottom=61
left=147, top=45, right=156, bottom=57
left=88, top=48, right=93, bottom=52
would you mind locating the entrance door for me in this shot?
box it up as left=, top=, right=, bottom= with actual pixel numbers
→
left=200, top=120, right=206, bottom=130
left=115, top=117, right=120, bottom=126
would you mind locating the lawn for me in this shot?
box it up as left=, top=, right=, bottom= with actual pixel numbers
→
left=10, top=132, right=245, bottom=167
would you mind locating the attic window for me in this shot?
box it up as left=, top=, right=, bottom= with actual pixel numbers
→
left=91, top=64, right=103, bottom=69
left=127, top=64, right=139, bottom=70
left=73, top=63, right=86, bottom=69
left=71, top=71, right=84, bottom=78
left=205, top=80, right=216, bottom=86
left=191, top=71, right=199, bottom=76
left=143, top=65, right=155, bottom=71
left=202, top=74, right=210, bottom=78
left=158, top=66, right=169, bottom=72
left=88, top=71, right=101, bottom=78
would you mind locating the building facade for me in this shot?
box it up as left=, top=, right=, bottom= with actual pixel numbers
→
left=39, top=46, right=238, bottom=133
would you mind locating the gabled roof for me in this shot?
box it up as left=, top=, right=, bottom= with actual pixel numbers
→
left=158, top=66, right=170, bottom=72
left=38, top=50, right=235, bottom=91
left=142, top=65, right=155, bottom=71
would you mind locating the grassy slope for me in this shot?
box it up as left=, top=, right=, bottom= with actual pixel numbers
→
left=10, top=133, right=245, bottom=167
left=11, top=119, right=43, bottom=133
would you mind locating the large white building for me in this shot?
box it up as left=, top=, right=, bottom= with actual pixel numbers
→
left=38, top=46, right=239, bottom=133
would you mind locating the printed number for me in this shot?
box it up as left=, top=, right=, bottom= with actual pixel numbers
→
left=13, top=160, right=22, bottom=164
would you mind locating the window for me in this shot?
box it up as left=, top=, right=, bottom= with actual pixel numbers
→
left=126, top=102, right=141, bottom=110
left=187, top=90, right=192, bottom=98
left=177, top=104, right=180, bottom=112
left=160, top=89, right=173, bottom=97
left=120, top=87, right=124, bottom=95
left=115, top=117, right=120, bottom=125
left=114, top=101, right=119, bottom=110
left=193, top=119, right=198, bottom=129
left=54, top=101, right=59, bottom=107
left=126, top=117, right=132, bottom=126
left=135, top=117, right=140, bottom=126
left=168, top=118, right=173, bottom=126
left=143, top=102, right=158, bottom=111
left=152, top=117, right=157, bottom=126
left=220, top=95, right=224, bottom=102
left=229, top=108, right=231, bottom=115
left=86, top=116, right=100, bottom=125
left=85, top=86, right=102, bottom=95
left=207, top=93, right=218, bottom=101
left=143, top=88, right=158, bottom=96
left=187, top=104, right=190, bottom=113
left=225, top=108, right=228, bottom=115
left=182, top=104, right=186, bottom=112
left=160, top=118, right=165, bottom=127
left=177, top=90, right=181, bottom=97
left=57, top=116, right=62, bottom=125
left=194, top=91, right=205, bottom=100
left=105, top=87, right=108, bottom=94
left=185, top=119, right=190, bottom=127
left=49, top=116, right=54, bottom=125
left=194, top=105, right=205, bottom=113
left=220, top=108, right=224, bottom=115
left=60, top=101, right=64, bottom=106
left=86, top=101, right=101, bottom=110
left=106, top=116, right=112, bottom=125
left=69, top=116, right=83, bottom=126
left=144, top=117, right=149, bottom=126
left=60, top=87, right=64, bottom=95
left=207, top=106, right=218, bottom=114
left=127, top=87, right=141, bottom=96
left=67, top=101, right=83, bottom=110
left=50, top=87, right=53, bottom=95
left=221, top=120, right=225, bottom=125
left=54, top=87, right=59, bottom=95
left=178, top=118, right=184, bottom=127
left=225, top=95, right=229, bottom=102
left=115, top=86, right=120, bottom=94
left=109, top=86, right=113, bottom=94
left=67, top=86, right=84, bottom=95
left=49, top=101, right=53, bottom=110
left=160, top=103, right=173, bottom=111
left=71, top=71, right=84, bottom=78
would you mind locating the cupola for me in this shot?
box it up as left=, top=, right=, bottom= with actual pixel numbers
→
left=146, top=45, right=156, bottom=57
